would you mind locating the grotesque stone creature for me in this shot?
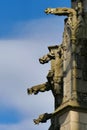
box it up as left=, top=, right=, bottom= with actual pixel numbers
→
left=27, top=44, right=64, bottom=109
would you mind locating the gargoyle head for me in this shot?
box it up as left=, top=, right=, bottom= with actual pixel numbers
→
left=45, top=8, right=54, bottom=14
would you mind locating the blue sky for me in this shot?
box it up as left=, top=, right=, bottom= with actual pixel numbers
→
left=0, top=0, right=70, bottom=39
left=0, top=0, right=70, bottom=130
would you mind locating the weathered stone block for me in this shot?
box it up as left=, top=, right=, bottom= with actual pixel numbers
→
left=79, top=112, right=87, bottom=124
left=59, top=110, right=87, bottom=130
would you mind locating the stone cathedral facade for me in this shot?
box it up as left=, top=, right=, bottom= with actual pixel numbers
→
left=27, top=0, right=87, bottom=130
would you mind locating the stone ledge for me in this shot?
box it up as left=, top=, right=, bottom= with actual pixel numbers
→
left=53, top=99, right=87, bottom=117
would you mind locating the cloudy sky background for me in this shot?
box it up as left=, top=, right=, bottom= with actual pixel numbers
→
left=0, top=0, right=70, bottom=130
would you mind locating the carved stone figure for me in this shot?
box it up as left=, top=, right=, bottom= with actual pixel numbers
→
left=45, top=7, right=76, bottom=16
left=45, top=7, right=77, bottom=27
left=33, top=113, right=52, bottom=124
left=45, top=6, right=85, bottom=40
left=27, top=82, right=50, bottom=95
left=27, top=44, right=64, bottom=109
left=39, top=51, right=55, bottom=64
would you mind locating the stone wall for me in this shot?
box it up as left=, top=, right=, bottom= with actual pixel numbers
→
left=59, top=110, right=87, bottom=130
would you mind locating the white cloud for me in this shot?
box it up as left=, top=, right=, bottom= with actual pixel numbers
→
left=0, top=119, right=51, bottom=130
left=0, top=16, right=64, bottom=129
left=0, top=39, right=53, bottom=108
left=0, top=39, right=54, bottom=130
left=6, top=17, right=65, bottom=44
